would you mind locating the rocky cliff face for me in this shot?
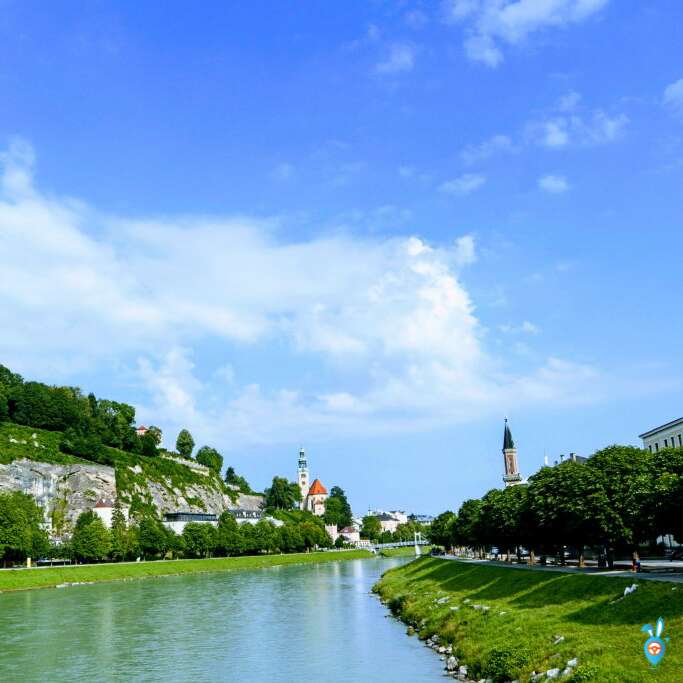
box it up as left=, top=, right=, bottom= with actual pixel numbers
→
left=0, top=459, right=116, bottom=529
left=0, top=458, right=264, bottom=533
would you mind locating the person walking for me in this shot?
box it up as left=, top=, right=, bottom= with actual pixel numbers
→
left=632, top=550, right=641, bottom=572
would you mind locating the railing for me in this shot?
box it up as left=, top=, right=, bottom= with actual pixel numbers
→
left=371, top=540, right=430, bottom=549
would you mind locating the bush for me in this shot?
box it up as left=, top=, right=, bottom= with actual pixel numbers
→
left=482, top=647, right=531, bottom=682
left=569, top=664, right=599, bottom=682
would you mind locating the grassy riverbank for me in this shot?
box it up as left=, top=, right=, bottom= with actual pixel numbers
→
left=374, top=557, right=683, bottom=682
left=0, top=549, right=373, bottom=593
left=379, top=546, right=433, bottom=557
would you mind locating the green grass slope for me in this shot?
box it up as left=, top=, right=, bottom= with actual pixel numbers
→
left=0, top=549, right=374, bottom=592
left=375, top=557, right=683, bottom=682
left=0, top=422, right=85, bottom=465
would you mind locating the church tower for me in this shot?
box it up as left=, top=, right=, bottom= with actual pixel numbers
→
left=297, top=447, right=309, bottom=508
left=502, top=419, right=523, bottom=487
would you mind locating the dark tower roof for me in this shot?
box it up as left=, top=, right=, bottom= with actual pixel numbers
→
left=503, top=418, right=515, bottom=450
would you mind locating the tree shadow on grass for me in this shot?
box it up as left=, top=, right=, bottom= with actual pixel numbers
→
left=394, top=559, right=683, bottom=627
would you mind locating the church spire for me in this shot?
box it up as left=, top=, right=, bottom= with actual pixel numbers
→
left=502, top=418, right=523, bottom=487
left=503, top=418, right=515, bottom=450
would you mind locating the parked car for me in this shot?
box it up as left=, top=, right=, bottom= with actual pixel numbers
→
left=670, top=547, right=683, bottom=561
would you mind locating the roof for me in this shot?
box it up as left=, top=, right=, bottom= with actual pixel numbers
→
left=94, top=499, right=114, bottom=508
left=503, top=418, right=515, bottom=450
left=307, top=479, right=327, bottom=495
left=638, top=417, right=683, bottom=439
left=375, top=513, right=398, bottom=521
left=340, top=526, right=357, bottom=534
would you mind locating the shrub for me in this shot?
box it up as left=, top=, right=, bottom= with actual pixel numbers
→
left=569, top=664, right=599, bottom=682
left=482, top=646, right=531, bottom=682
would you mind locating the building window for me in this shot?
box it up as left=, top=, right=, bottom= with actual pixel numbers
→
left=655, top=442, right=659, bottom=451
left=648, top=445, right=652, bottom=453
left=665, top=439, right=668, bottom=447
left=679, top=434, right=682, bottom=447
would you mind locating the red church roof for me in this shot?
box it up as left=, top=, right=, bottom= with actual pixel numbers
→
left=308, top=479, right=327, bottom=495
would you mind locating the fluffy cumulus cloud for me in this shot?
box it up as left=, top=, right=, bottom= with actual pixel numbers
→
left=0, top=141, right=603, bottom=448
left=663, top=78, right=683, bottom=117
left=443, top=0, right=610, bottom=67
left=531, top=108, right=628, bottom=148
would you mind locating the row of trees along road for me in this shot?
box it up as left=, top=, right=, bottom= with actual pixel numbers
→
left=429, top=445, right=683, bottom=567
left=0, top=492, right=333, bottom=566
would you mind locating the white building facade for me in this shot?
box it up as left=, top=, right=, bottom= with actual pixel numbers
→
left=639, top=417, right=683, bottom=452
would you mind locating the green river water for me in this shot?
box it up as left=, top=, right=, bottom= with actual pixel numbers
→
left=0, top=557, right=443, bottom=682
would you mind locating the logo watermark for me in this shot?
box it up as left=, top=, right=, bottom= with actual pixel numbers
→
left=641, top=617, right=669, bottom=667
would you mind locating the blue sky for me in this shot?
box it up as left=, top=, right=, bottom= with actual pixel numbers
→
left=1, top=1, right=682, bottom=515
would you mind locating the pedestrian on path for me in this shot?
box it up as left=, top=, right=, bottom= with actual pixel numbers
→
left=632, top=550, right=641, bottom=572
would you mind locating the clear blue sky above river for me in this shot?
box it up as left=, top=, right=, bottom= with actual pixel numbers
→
left=1, top=1, right=681, bottom=514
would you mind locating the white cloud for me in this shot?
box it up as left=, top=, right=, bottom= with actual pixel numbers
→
left=443, top=0, right=610, bottom=67
left=375, top=43, right=417, bottom=74
left=460, top=134, right=515, bottom=164
left=500, top=320, right=540, bottom=334
left=538, top=174, right=570, bottom=193
left=438, top=173, right=486, bottom=195
left=663, top=78, right=683, bottom=117
left=532, top=109, right=628, bottom=148
left=0, top=141, right=605, bottom=448
left=453, top=234, right=477, bottom=266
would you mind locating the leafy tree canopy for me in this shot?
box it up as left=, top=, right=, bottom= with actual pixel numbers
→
left=176, top=429, right=195, bottom=459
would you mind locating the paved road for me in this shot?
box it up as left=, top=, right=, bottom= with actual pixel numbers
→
left=435, top=555, right=683, bottom=583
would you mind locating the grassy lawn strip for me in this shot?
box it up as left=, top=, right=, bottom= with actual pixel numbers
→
left=379, top=546, right=433, bottom=557
left=374, top=557, right=683, bottom=683
left=0, top=550, right=373, bottom=592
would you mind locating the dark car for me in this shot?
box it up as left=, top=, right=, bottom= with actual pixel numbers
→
left=670, top=547, right=683, bottom=561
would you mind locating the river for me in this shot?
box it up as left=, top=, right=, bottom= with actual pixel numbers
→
left=0, top=557, right=442, bottom=682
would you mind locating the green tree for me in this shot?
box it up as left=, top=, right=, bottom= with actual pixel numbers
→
left=361, top=515, right=381, bottom=542
left=147, top=425, right=163, bottom=445
left=278, top=523, right=304, bottom=553
left=196, top=446, right=224, bottom=474
left=323, top=486, right=353, bottom=529
left=110, top=499, right=129, bottom=561
left=528, top=461, right=614, bottom=566
left=253, top=519, right=278, bottom=553
left=451, top=499, right=484, bottom=552
left=586, top=445, right=655, bottom=549
left=428, top=511, right=456, bottom=549
left=137, top=516, right=169, bottom=559
left=264, top=476, right=302, bottom=510
left=0, top=385, right=8, bottom=422
left=214, top=512, right=243, bottom=556
left=176, top=429, right=195, bottom=459
left=140, top=431, right=159, bottom=457
left=0, top=491, right=49, bottom=566
left=299, top=521, right=328, bottom=550
left=224, top=467, right=253, bottom=494
left=182, top=523, right=215, bottom=558
left=71, top=512, right=111, bottom=562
